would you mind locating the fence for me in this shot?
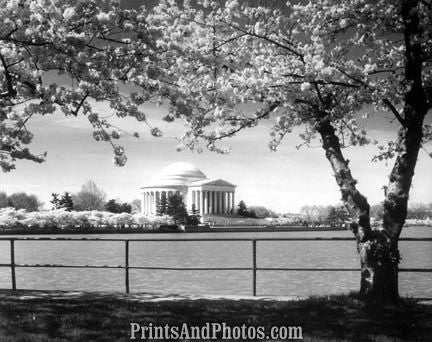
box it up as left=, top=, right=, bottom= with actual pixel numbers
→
left=1, top=237, right=432, bottom=297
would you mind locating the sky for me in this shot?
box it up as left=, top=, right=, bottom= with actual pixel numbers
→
left=1, top=96, right=431, bottom=213
left=0, top=0, right=430, bottom=212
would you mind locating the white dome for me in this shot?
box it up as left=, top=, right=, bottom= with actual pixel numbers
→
left=144, top=162, right=207, bottom=187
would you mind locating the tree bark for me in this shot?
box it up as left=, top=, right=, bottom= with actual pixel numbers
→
left=382, top=0, right=428, bottom=241
left=316, top=0, right=429, bottom=305
left=357, top=230, right=400, bottom=304
left=317, top=119, right=402, bottom=304
left=317, top=121, right=425, bottom=304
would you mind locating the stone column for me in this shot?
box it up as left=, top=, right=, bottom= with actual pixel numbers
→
left=141, top=191, right=147, bottom=215
left=226, top=192, right=230, bottom=214
left=214, top=191, right=218, bottom=214
left=216, top=191, right=222, bottom=214
left=225, top=192, right=229, bottom=214
left=203, top=190, right=206, bottom=214
left=154, top=191, right=158, bottom=214
left=200, top=190, right=204, bottom=215
left=215, top=191, right=218, bottom=214
left=224, top=192, right=228, bottom=214
left=231, top=192, right=235, bottom=213
left=209, top=191, right=212, bottom=213
left=197, top=190, right=200, bottom=213
left=148, top=192, right=152, bottom=215
left=222, top=191, right=226, bottom=214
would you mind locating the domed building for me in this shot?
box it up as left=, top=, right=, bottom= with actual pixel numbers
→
left=140, top=162, right=236, bottom=217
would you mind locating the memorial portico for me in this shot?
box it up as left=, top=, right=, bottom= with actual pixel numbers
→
left=140, top=162, right=236, bottom=217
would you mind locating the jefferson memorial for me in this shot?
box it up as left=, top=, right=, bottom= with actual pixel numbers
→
left=140, top=162, right=236, bottom=217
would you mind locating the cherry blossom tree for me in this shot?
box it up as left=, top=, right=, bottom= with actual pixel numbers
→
left=146, top=0, right=432, bottom=303
left=0, top=0, right=161, bottom=172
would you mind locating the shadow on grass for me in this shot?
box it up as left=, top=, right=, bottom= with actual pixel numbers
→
left=0, top=290, right=431, bottom=341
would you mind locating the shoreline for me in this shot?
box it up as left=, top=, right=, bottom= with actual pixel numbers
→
left=0, top=224, right=429, bottom=236
left=0, top=225, right=349, bottom=235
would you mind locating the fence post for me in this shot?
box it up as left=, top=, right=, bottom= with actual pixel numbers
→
left=10, top=239, right=16, bottom=290
left=125, top=240, right=130, bottom=294
left=252, top=239, right=257, bottom=296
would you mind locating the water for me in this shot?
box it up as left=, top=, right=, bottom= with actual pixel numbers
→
left=0, top=227, right=431, bottom=297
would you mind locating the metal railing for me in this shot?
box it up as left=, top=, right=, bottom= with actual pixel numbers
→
left=1, top=237, right=432, bottom=296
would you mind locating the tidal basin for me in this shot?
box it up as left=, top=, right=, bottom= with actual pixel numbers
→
left=0, top=227, right=431, bottom=298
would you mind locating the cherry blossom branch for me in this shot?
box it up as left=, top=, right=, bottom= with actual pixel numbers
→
left=0, top=55, right=17, bottom=98
left=71, top=94, right=89, bottom=117
left=214, top=33, right=247, bottom=50
left=382, top=98, right=406, bottom=127
left=220, top=19, right=304, bottom=60
left=208, top=102, right=280, bottom=143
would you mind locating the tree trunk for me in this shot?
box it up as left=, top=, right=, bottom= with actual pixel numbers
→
left=362, top=0, right=428, bottom=302
left=381, top=0, right=428, bottom=241
left=316, top=0, right=429, bottom=305
left=358, top=231, right=400, bottom=304
left=316, top=120, right=401, bottom=304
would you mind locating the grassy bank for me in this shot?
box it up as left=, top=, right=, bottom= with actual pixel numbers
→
left=0, top=290, right=431, bottom=341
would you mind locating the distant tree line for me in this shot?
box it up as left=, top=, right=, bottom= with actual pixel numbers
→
left=50, top=180, right=136, bottom=213
left=1, top=179, right=141, bottom=214
left=299, top=203, right=432, bottom=225
left=299, top=204, right=350, bottom=226
left=407, top=203, right=432, bottom=220
left=370, top=202, right=432, bottom=221
left=0, top=191, right=41, bottom=212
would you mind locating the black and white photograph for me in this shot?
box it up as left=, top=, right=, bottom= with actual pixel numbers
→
left=1, top=0, right=432, bottom=340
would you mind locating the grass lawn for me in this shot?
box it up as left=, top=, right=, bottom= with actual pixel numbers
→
left=0, top=290, right=431, bottom=341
